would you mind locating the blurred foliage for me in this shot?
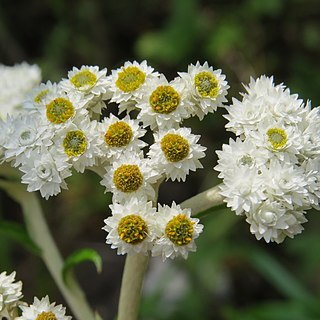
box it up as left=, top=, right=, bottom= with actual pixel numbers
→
left=0, top=0, right=320, bottom=319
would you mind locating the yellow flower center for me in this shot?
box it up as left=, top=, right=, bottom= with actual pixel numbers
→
left=104, top=121, right=133, bottom=147
left=116, top=66, right=146, bottom=92
left=165, top=214, right=194, bottom=246
left=194, top=71, right=219, bottom=98
left=117, top=214, right=148, bottom=244
left=267, top=128, right=288, bottom=150
left=63, top=130, right=87, bottom=157
left=113, top=164, right=143, bottom=193
left=161, top=133, right=190, bottom=162
left=35, top=311, right=57, bottom=320
left=149, top=85, right=180, bottom=114
left=34, top=89, right=49, bottom=104
left=46, top=97, right=75, bottom=124
left=70, top=70, right=97, bottom=90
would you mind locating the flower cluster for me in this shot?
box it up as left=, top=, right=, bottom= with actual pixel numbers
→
left=0, top=271, right=70, bottom=320
left=215, top=76, right=320, bottom=243
left=1, top=61, right=229, bottom=259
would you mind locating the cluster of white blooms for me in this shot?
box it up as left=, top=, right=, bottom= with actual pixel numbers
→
left=0, top=271, right=71, bottom=320
left=215, top=76, right=320, bottom=243
left=1, top=61, right=229, bottom=259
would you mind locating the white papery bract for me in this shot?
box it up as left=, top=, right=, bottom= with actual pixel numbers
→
left=17, top=296, right=71, bottom=320
left=152, top=202, right=203, bottom=261
left=0, top=271, right=23, bottom=313
left=178, top=61, right=229, bottom=120
left=148, top=127, right=206, bottom=182
left=103, top=198, right=157, bottom=255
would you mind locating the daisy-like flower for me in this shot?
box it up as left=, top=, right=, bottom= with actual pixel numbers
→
left=246, top=200, right=307, bottom=243
left=152, top=202, right=203, bottom=261
left=19, top=148, right=72, bottom=199
left=98, top=114, right=146, bottom=162
left=100, top=152, right=161, bottom=202
left=103, top=198, right=158, bottom=255
left=0, top=271, right=23, bottom=313
left=178, top=61, right=229, bottom=120
left=53, top=117, right=103, bottom=173
left=136, top=74, right=189, bottom=130
left=0, top=62, right=41, bottom=118
left=17, top=296, right=71, bottom=320
left=148, top=127, right=206, bottom=182
left=107, top=60, right=159, bottom=114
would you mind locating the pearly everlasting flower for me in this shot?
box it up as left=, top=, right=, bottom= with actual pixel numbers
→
left=19, top=149, right=72, bottom=199
left=17, top=296, right=71, bottom=320
left=152, top=202, right=203, bottom=260
left=98, top=114, right=147, bottom=162
left=107, top=60, right=159, bottom=114
left=100, top=152, right=161, bottom=201
left=178, top=61, right=229, bottom=120
left=0, top=271, right=23, bottom=313
left=0, top=62, right=41, bottom=118
left=136, top=74, right=189, bottom=130
left=148, top=127, right=206, bottom=182
left=103, top=198, right=158, bottom=255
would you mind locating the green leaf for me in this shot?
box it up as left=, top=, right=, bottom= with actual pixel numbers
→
left=0, top=220, right=40, bottom=255
left=62, top=248, right=102, bottom=284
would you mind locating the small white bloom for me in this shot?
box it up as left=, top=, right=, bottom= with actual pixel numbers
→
left=103, top=198, right=157, bottom=255
left=100, top=152, right=161, bottom=201
left=17, top=296, right=71, bottom=320
left=178, top=61, right=229, bottom=120
left=136, top=74, right=189, bottom=130
left=152, top=202, right=203, bottom=261
left=148, top=127, right=206, bottom=182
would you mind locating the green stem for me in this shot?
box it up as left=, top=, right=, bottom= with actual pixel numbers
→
left=0, top=180, right=96, bottom=320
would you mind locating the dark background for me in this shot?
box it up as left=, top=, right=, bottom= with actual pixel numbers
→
left=1, top=0, right=320, bottom=319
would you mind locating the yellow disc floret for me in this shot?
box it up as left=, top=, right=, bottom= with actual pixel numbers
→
left=34, top=89, right=49, bottom=104
left=46, top=97, right=75, bottom=124
left=194, top=71, right=219, bottom=98
left=70, top=70, right=97, bottom=90
left=161, top=133, right=190, bottom=162
left=104, top=121, right=133, bottom=147
left=36, top=311, right=57, bottom=320
left=63, top=130, right=87, bottom=157
left=116, top=66, right=146, bottom=92
left=149, top=85, right=180, bottom=114
left=117, top=214, right=148, bottom=244
left=267, top=128, right=288, bottom=150
left=165, top=214, right=194, bottom=246
left=113, top=164, right=143, bottom=193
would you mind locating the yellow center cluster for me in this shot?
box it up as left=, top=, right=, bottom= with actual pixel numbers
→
left=46, top=97, right=75, bottom=124
left=70, top=70, right=97, bottom=89
left=117, top=214, right=148, bottom=244
left=35, top=311, right=57, bottom=320
left=116, top=66, right=146, bottom=92
left=194, top=71, right=219, bottom=98
left=267, top=128, right=288, bottom=150
left=165, top=214, right=194, bottom=246
left=149, top=85, right=180, bottom=114
left=104, top=121, right=133, bottom=147
left=63, top=130, right=88, bottom=157
left=34, top=89, right=49, bottom=104
left=113, top=164, right=143, bottom=193
left=160, top=133, right=190, bottom=162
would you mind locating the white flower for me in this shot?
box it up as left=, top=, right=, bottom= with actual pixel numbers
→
left=0, top=62, right=41, bottom=118
left=0, top=271, right=23, bottom=312
left=19, top=149, right=72, bottom=199
left=98, top=114, right=147, bottom=162
left=148, top=127, right=206, bottom=182
left=246, top=200, right=307, bottom=243
left=107, top=60, right=159, bottom=114
left=100, top=152, right=161, bottom=202
left=151, top=202, right=203, bottom=261
left=103, top=198, right=157, bottom=255
left=17, top=296, right=71, bottom=320
left=178, top=61, right=229, bottom=120
left=136, top=74, right=189, bottom=130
